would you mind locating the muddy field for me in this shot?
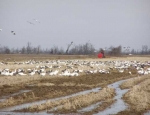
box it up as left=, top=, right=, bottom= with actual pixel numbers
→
left=0, top=54, right=150, bottom=115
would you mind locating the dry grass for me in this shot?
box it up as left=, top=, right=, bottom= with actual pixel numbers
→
left=0, top=70, right=136, bottom=109
left=20, top=87, right=115, bottom=113
left=0, top=55, right=150, bottom=114
left=0, top=54, right=94, bottom=62
left=0, top=75, right=42, bottom=86
left=1, top=92, right=37, bottom=107
left=120, top=75, right=150, bottom=89
left=0, top=54, right=150, bottom=62
left=83, top=99, right=115, bottom=115
left=122, top=74, right=150, bottom=112
left=36, top=83, right=55, bottom=87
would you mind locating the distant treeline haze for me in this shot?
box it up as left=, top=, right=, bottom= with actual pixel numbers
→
left=0, top=42, right=150, bottom=55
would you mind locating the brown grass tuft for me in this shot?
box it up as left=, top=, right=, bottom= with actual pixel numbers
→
left=22, top=87, right=115, bottom=113
left=123, top=75, right=150, bottom=112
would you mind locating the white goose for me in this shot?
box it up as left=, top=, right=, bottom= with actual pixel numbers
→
left=49, top=70, right=59, bottom=76
left=18, top=72, right=27, bottom=76
left=1, top=70, right=10, bottom=76
left=137, top=69, right=144, bottom=75
left=118, top=69, right=124, bottom=73
left=40, top=72, right=46, bottom=76
left=60, top=70, right=70, bottom=76
left=33, top=19, right=40, bottom=23
left=70, top=72, right=79, bottom=76
left=29, top=71, right=35, bottom=76
left=9, top=69, right=17, bottom=76
left=147, top=68, right=150, bottom=74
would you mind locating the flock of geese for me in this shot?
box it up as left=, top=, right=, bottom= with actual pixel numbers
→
left=0, top=60, right=150, bottom=77
left=0, top=19, right=40, bottom=35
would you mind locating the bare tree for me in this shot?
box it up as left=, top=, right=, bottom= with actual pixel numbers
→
left=66, top=41, right=73, bottom=54
left=21, top=47, right=26, bottom=54
left=4, top=47, right=10, bottom=54
left=108, top=45, right=122, bottom=56
left=69, top=42, right=95, bottom=55
left=26, top=42, right=32, bottom=54
left=37, top=45, right=41, bottom=54
left=142, top=45, right=148, bottom=54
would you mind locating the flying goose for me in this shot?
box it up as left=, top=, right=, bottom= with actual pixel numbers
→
left=33, top=19, right=40, bottom=23
left=27, top=21, right=34, bottom=25
left=11, top=31, right=16, bottom=35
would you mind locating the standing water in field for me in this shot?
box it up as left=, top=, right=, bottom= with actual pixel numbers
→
left=144, top=110, right=150, bottom=115
left=0, top=111, right=53, bottom=115
left=78, top=79, right=129, bottom=114
left=0, top=87, right=101, bottom=112
left=94, top=79, right=129, bottom=115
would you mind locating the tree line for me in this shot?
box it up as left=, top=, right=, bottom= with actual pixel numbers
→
left=0, top=42, right=150, bottom=55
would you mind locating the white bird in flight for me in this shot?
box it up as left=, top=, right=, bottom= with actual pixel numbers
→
left=27, top=21, right=34, bottom=25
left=11, top=31, right=16, bottom=35
left=33, top=19, right=40, bottom=23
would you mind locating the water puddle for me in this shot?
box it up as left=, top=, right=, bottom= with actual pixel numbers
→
left=94, top=79, right=129, bottom=115
left=0, top=87, right=101, bottom=112
left=0, top=111, right=53, bottom=115
left=144, top=110, right=150, bottom=115
left=0, top=79, right=133, bottom=114
left=0, top=90, right=31, bottom=102
left=76, top=79, right=130, bottom=114
left=78, top=102, right=102, bottom=113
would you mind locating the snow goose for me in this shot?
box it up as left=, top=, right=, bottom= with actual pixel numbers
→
left=11, top=31, right=16, bottom=35
left=118, top=69, right=124, bottom=73
left=40, top=72, right=46, bottom=76
left=18, top=72, right=27, bottom=76
left=93, top=69, right=98, bottom=73
left=147, top=68, right=150, bottom=74
left=33, top=19, right=40, bottom=23
left=27, top=69, right=32, bottom=73
left=40, top=68, right=45, bottom=72
left=27, top=21, right=34, bottom=25
left=70, top=72, right=79, bottom=76
left=129, top=71, right=132, bottom=75
left=1, top=70, right=10, bottom=76
left=99, top=69, right=109, bottom=74
left=137, top=69, right=144, bottom=75
left=60, top=70, right=70, bottom=76
left=8, top=70, right=16, bottom=76
left=144, top=71, right=149, bottom=75
left=147, top=68, right=150, bottom=71
left=49, top=70, right=59, bottom=76
left=29, top=71, right=35, bottom=76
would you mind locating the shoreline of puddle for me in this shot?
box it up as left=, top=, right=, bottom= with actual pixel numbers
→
left=78, top=79, right=129, bottom=114
left=0, top=77, right=149, bottom=115
left=94, top=80, right=129, bottom=115
left=0, top=87, right=101, bottom=112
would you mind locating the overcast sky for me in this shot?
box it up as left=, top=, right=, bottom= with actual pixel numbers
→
left=0, top=0, right=150, bottom=50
